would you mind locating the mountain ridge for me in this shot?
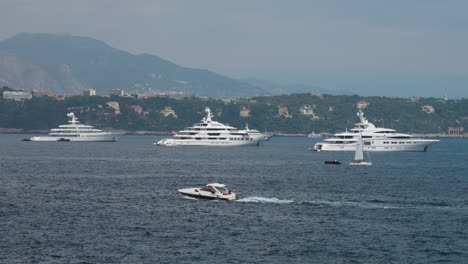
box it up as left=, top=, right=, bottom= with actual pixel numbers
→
left=0, top=33, right=267, bottom=98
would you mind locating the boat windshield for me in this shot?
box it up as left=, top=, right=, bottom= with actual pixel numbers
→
left=201, top=186, right=215, bottom=192
left=213, top=186, right=229, bottom=194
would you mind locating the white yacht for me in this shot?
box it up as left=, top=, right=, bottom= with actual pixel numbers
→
left=156, top=107, right=266, bottom=146
left=313, top=110, right=439, bottom=152
left=30, top=113, right=118, bottom=142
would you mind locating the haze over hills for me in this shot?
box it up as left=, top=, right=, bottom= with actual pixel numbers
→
left=239, top=77, right=354, bottom=96
left=0, top=33, right=271, bottom=98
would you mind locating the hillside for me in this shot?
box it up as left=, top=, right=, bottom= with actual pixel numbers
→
left=0, top=33, right=266, bottom=98
left=1, top=87, right=466, bottom=134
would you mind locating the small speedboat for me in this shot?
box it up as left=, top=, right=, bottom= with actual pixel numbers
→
left=324, top=160, right=341, bottom=165
left=178, top=183, right=237, bottom=200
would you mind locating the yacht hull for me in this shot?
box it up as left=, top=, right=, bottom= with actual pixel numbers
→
left=314, top=139, right=438, bottom=152
left=30, top=135, right=117, bottom=142
left=178, top=188, right=237, bottom=200
left=157, top=137, right=264, bottom=146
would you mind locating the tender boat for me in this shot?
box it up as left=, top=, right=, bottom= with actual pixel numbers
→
left=156, top=107, right=265, bottom=146
left=307, top=131, right=322, bottom=138
left=178, top=183, right=237, bottom=200
left=313, top=109, right=439, bottom=152
left=30, top=112, right=119, bottom=142
left=349, top=134, right=372, bottom=166
left=324, top=160, right=341, bottom=164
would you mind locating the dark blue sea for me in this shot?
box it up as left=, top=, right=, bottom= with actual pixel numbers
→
left=1, top=134, right=467, bottom=263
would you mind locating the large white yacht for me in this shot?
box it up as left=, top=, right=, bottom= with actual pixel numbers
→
left=313, top=110, right=439, bottom=152
left=156, top=107, right=265, bottom=146
left=30, top=113, right=118, bottom=142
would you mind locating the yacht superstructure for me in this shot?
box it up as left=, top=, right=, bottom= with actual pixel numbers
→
left=30, top=113, right=118, bottom=142
left=313, top=110, right=439, bottom=152
left=156, top=107, right=265, bottom=146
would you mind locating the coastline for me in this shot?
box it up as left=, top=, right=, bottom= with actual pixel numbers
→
left=1, top=128, right=466, bottom=138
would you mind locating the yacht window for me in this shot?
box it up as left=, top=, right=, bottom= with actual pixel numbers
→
left=364, top=142, right=371, bottom=145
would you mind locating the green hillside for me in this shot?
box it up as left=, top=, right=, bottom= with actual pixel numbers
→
left=1, top=86, right=467, bottom=134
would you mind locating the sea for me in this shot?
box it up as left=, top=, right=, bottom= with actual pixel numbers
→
left=1, top=134, right=467, bottom=263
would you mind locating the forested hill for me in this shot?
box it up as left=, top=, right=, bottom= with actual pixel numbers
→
left=1, top=87, right=467, bottom=134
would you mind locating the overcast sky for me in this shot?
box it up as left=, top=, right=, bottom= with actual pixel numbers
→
left=1, top=0, right=467, bottom=98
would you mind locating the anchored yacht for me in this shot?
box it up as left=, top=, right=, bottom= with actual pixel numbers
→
left=30, top=113, right=118, bottom=142
left=156, top=107, right=265, bottom=146
left=313, top=110, right=439, bottom=152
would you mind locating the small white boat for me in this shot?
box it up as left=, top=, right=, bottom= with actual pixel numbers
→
left=307, top=131, right=321, bottom=138
left=178, top=183, right=237, bottom=200
left=349, top=134, right=372, bottom=166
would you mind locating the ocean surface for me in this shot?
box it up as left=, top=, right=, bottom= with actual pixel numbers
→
left=1, top=134, right=467, bottom=263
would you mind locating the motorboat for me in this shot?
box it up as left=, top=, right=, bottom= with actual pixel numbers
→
left=156, top=107, right=266, bottom=146
left=30, top=112, right=119, bottom=142
left=324, top=160, right=341, bottom=165
left=307, top=131, right=322, bottom=138
left=349, top=134, right=372, bottom=166
left=314, top=109, right=439, bottom=152
left=178, top=183, right=237, bottom=200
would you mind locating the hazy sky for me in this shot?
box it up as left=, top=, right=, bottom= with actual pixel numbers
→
left=1, top=0, right=467, bottom=98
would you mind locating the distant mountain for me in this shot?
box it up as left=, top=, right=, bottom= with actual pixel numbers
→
left=0, top=33, right=267, bottom=98
left=239, top=77, right=354, bottom=95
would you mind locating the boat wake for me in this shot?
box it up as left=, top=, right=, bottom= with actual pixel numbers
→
left=236, top=197, right=295, bottom=204
left=236, top=197, right=466, bottom=210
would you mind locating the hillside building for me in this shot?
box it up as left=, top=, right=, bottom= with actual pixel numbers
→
left=84, top=89, right=96, bottom=96
left=2, top=91, right=32, bottom=101
left=313, top=94, right=324, bottom=100
left=277, top=106, right=292, bottom=118
left=110, top=89, right=126, bottom=97
left=160, top=106, right=177, bottom=118
left=137, top=94, right=157, bottom=99
left=240, top=107, right=251, bottom=117
left=106, top=101, right=121, bottom=114
left=448, top=127, right=464, bottom=136
left=357, top=100, right=369, bottom=109
left=421, top=105, right=435, bottom=114
left=300, top=105, right=314, bottom=115
left=131, top=105, right=143, bottom=115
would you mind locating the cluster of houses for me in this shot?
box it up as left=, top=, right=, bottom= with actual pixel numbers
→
left=1, top=88, right=465, bottom=135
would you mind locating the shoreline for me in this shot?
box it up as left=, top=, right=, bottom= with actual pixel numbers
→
left=1, top=128, right=466, bottom=138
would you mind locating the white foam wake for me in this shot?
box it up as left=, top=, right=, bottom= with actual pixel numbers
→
left=236, top=196, right=295, bottom=204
